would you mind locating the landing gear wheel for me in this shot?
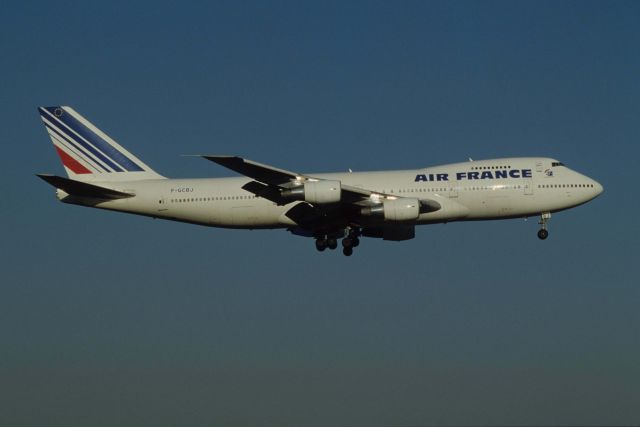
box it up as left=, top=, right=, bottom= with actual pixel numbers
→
left=327, top=237, right=338, bottom=250
left=352, top=237, right=360, bottom=247
left=315, top=238, right=327, bottom=251
left=343, top=247, right=353, bottom=256
left=537, top=212, right=551, bottom=241
left=537, top=229, right=549, bottom=240
left=342, top=237, right=354, bottom=249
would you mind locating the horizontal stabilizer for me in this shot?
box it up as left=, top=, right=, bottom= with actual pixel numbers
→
left=36, top=174, right=134, bottom=200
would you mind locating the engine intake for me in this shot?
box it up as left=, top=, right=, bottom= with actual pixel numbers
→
left=281, top=180, right=341, bottom=204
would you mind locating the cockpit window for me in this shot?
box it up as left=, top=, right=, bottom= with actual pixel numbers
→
left=551, top=161, right=565, bottom=167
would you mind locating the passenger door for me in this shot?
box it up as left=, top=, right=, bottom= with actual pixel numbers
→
left=449, top=181, right=458, bottom=198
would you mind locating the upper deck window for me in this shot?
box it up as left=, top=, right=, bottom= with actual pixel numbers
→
left=551, top=161, right=565, bottom=167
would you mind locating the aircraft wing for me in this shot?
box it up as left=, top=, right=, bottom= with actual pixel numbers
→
left=202, top=155, right=403, bottom=203
left=202, top=156, right=299, bottom=186
left=201, top=155, right=440, bottom=212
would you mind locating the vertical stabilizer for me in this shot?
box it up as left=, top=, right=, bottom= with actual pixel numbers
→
left=38, top=106, right=165, bottom=182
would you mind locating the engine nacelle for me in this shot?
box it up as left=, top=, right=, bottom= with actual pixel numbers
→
left=361, top=198, right=420, bottom=222
left=281, top=180, right=341, bottom=204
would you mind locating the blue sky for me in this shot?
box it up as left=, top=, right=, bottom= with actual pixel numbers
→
left=1, top=1, right=638, bottom=426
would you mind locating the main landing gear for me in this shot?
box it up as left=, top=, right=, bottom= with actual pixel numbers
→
left=537, top=212, right=551, bottom=240
left=315, top=227, right=360, bottom=256
left=341, top=232, right=360, bottom=256
left=315, top=236, right=337, bottom=251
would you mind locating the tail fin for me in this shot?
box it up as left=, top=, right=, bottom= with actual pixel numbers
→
left=38, top=106, right=164, bottom=182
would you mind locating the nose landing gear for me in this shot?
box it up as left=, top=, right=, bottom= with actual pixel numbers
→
left=538, top=212, right=551, bottom=240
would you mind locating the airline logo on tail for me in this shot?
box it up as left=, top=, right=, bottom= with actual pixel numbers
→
left=38, top=106, right=147, bottom=176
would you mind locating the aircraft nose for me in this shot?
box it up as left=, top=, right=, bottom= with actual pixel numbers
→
left=592, top=179, right=603, bottom=197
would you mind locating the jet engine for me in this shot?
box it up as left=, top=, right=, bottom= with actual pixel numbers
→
left=281, top=180, right=342, bottom=204
left=361, top=198, right=420, bottom=222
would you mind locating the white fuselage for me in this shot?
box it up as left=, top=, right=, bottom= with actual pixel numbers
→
left=58, top=157, right=603, bottom=229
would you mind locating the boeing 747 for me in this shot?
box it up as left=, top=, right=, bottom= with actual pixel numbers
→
left=37, top=106, right=603, bottom=256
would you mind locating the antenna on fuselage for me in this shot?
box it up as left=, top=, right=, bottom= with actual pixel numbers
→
left=468, top=157, right=474, bottom=162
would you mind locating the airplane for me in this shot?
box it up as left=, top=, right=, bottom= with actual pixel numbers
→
left=36, top=106, right=603, bottom=256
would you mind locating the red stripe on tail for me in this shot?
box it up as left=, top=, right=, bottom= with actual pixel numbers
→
left=54, top=146, right=92, bottom=174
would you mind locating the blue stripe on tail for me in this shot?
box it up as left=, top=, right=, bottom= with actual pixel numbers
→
left=41, top=107, right=144, bottom=172
left=43, top=122, right=110, bottom=172
left=40, top=108, right=124, bottom=172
